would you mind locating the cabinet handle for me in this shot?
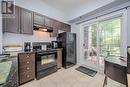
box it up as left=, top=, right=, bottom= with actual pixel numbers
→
left=26, top=55, right=30, bottom=58
left=27, top=67, right=30, bottom=70
left=27, top=61, right=30, bottom=64
left=27, top=75, right=30, bottom=78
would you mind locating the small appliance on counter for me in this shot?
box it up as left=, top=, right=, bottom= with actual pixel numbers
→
left=51, top=41, right=58, bottom=49
left=24, top=42, right=31, bottom=52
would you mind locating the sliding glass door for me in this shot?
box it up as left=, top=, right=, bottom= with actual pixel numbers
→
left=82, top=17, right=121, bottom=71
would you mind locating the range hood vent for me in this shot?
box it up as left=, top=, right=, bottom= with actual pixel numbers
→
left=34, top=24, right=53, bottom=32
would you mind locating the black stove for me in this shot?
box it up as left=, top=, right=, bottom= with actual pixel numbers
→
left=32, top=42, right=58, bottom=80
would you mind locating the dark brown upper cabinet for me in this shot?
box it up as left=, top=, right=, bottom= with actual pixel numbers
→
left=44, top=16, right=53, bottom=27
left=50, top=20, right=58, bottom=37
left=50, top=21, right=71, bottom=37
left=3, top=5, right=33, bottom=35
left=64, top=24, right=71, bottom=32
left=56, top=22, right=71, bottom=32
left=3, top=6, right=20, bottom=34
left=3, top=5, right=71, bottom=36
left=20, top=8, right=33, bottom=35
left=34, top=12, right=44, bottom=25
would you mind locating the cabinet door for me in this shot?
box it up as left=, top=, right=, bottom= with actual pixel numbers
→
left=64, top=24, right=71, bottom=32
left=50, top=20, right=58, bottom=37
left=57, top=22, right=62, bottom=30
left=34, top=12, right=44, bottom=25
left=44, top=17, right=53, bottom=27
left=3, top=6, right=20, bottom=33
left=21, top=8, right=33, bottom=35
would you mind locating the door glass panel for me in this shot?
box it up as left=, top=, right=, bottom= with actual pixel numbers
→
left=41, top=54, right=56, bottom=65
left=99, top=18, right=121, bottom=57
left=88, top=24, right=98, bottom=65
left=83, top=24, right=98, bottom=66
left=99, top=18, right=121, bottom=67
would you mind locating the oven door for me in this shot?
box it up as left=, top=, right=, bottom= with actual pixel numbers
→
left=36, top=51, right=57, bottom=72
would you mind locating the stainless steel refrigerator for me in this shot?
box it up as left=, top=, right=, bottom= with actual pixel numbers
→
left=57, top=32, right=76, bottom=69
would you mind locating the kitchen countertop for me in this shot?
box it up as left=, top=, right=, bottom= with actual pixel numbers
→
left=105, top=57, right=127, bottom=67
left=0, top=56, right=18, bottom=87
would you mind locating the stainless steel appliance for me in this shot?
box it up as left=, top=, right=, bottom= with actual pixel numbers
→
left=57, top=32, right=76, bottom=69
left=35, top=50, right=57, bottom=80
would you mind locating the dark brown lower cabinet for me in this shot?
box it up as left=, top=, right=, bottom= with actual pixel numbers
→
left=18, top=53, right=35, bottom=85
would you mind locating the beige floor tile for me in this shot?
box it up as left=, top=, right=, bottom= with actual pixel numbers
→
left=20, top=65, right=125, bottom=87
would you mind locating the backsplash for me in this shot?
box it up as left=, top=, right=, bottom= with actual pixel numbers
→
left=3, top=31, right=56, bottom=47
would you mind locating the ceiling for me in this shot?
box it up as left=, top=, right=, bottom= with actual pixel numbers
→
left=42, top=0, right=115, bottom=20
left=42, top=0, right=89, bottom=12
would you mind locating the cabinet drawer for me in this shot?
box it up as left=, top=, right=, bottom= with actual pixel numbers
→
left=19, top=64, right=35, bottom=73
left=19, top=71, right=34, bottom=84
left=18, top=53, right=35, bottom=62
left=19, top=59, right=34, bottom=66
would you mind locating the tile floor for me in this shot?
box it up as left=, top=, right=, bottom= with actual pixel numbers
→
left=20, top=66, right=125, bottom=87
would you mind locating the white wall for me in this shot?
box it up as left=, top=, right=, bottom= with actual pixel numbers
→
left=127, top=7, right=130, bottom=46
left=71, top=23, right=80, bottom=64
left=0, top=17, right=2, bottom=53
left=0, top=1, right=2, bottom=53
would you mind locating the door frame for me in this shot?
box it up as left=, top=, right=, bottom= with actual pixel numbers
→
left=79, top=9, right=127, bottom=72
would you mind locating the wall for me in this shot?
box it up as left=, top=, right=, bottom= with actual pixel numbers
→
left=0, top=16, right=2, bottom=53
left=127, top=7, right=130, bottom=46
left=0, top=1, right=2, bottom=53
left=71, top=24, right=80, bottom=64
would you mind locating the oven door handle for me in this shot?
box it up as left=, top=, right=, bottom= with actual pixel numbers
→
left=38, top=52, right=57, bottom=55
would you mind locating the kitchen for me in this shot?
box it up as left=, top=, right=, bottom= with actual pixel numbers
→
left=0, top=0, right=130, bottom=87
left=0, top=0, right=77, bottom=86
